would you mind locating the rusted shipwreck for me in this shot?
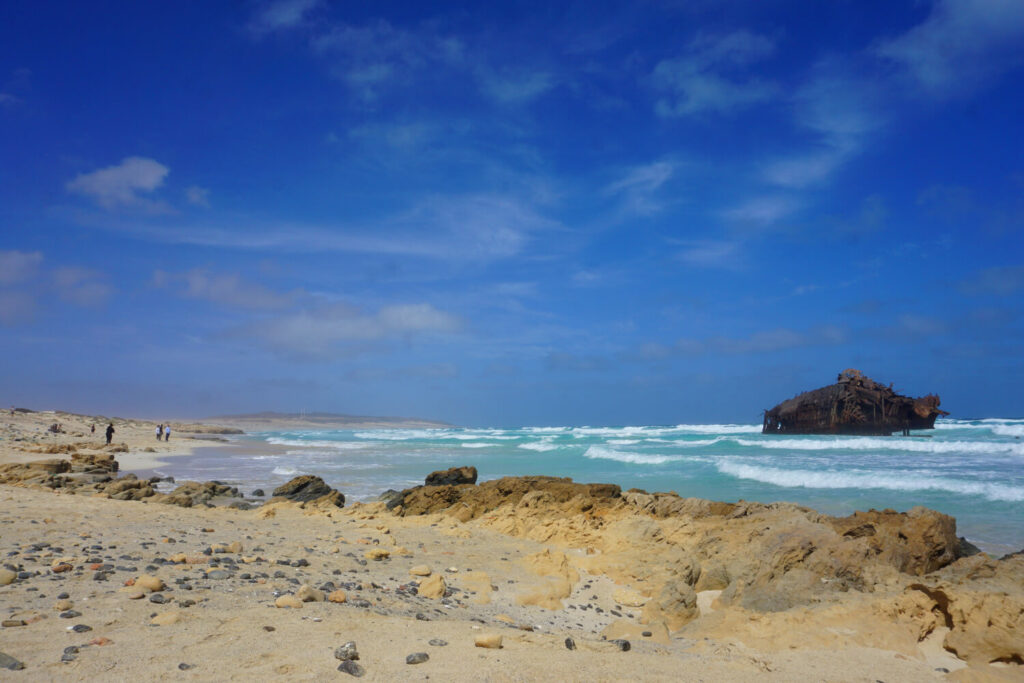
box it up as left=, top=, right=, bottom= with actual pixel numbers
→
left=762, top=369, right=948, bottom=435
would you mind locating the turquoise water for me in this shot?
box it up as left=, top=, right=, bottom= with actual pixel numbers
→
left=162, top=418, right=1024, bottom=554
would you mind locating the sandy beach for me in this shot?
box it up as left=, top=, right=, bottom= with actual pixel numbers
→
left=1, top=409, right=1022, bottom=681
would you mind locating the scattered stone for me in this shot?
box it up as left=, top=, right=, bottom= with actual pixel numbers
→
left=474, top=634, right=503, bottom=649
left=54, top=599, right=73, bottom=611
left=296, top=584, right=325, bottom=602
left=611, top=639, right=631, bottom=652
left=263, top=626, right=275, bottom=632
left=337, top=660, right=365, bottom=677
left=334, top=641, right=359, bottom=661
left=274, top=595, right=303, bottom=609
left=418, top=574, right=446, bottom=599
left=327, top=590, right=347, bottom=603
left=428, top=639, right=447, bottom=647
left=59, top=610, right=81, bottom=619
left=0, top=569, right=17, bottom=586
left=149, top=593, right=167, bottom=604
left=135, top=574, right=165, bottom=592
left=206, top=570, right=231, bottom=580
left=125, top=589, right=146, bottom=600
left=71, top=624, right=93, bottom=633
left=364, top=549, right=390, bottom=561
left=0, top=652, right=25, bottom=670
left=406, top=652, right=429, bottom=665
left=51, top=562, right=73, bottom=573
left=565, top=637, right=576, bottom=650
left=151, top=612, right=182, bottom=626
left=409, top=564, right=432, bottom=577
left=612, top=588, right=649, bottom=608
left=251, top=489, right=264, bottom=497
left=89, top=637, right=112, bottom=646
left=2, top=619, right=26, bottom=628
left=178, top=663, right=194, bottom=670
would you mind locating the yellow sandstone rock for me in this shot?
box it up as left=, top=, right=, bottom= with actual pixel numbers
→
left=409, top=565, right=432, bottom=577
left=275, top=595, right=303, bottom=609
left=135, top=574, right=165, bottom=592
left=474, top=634, right=503, bottom=649
left=417, top=574, right=447, bottom=599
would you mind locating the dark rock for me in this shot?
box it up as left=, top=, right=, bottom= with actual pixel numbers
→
left=263, top=625, right=275, bottom=632
left=206, top=570, right=231, bottom=580
left=424, top=466, right=478, bottom=487
left=149, top=593, right=167, bottom=604
left=957, top=537, right=982, bottom=558
left=564, top=637, right=576, bottom=650
left=337, top=660, right=365, bottom=677
left=57, top=592, right=70, bottom=600
left=428, top=639, right=447, bottom=647
left=2, top=620, right=26, bottom=628
left=416, top=613, right=430, bottom=621
left=406, top=652, right=429, bottom=665
left=611, top=639, right=630, bottom=651
left=334, top=641, right=359, bottom=661
left=251, top=489, right=264, bottom=497
left=71, top=624, right=92, bottom=633
left=59, top=610, right=81, bottom=619
left=272, top=475, right=338, bottom=503
left=0, top=652, right=25, bottom=670
left=178, top=663, right=194, bottom=670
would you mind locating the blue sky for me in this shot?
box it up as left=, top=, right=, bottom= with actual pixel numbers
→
left=2, top=0, right=1023, bottom=426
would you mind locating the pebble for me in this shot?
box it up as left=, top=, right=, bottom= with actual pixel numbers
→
left=474, top=634, right=503, bottom=649
left=54, top=599, right=74, bottom=611
left=136, top=575, right=165, bottom=592
left=409, top=565, right=431, bottom=576
left=334, top=641, right=359, bottom=661
left=337, top=660, right=365, bottom=677
left=59, top=610, right=82, bottom=619
left=178, top=663, right=194, bottom=670
left=206, top=570, right=231, bottom=580
left=406, top=652, right=429, bottom=665
left=2, top=619, right=26, bottom=628
left=565, top=637, right=576, bottom=650
left=263, top=626, right=275, bottom=632
left=149, top=593, right=167, bottom=604
left=0, top=569, right=17, bottom=585
left=327, top=590, right=347, bottom=603
left=71, top=624, right=93, bottom=633
left=274, top=595, right=303, bottom=609
left=0, top=652, right=25, bottom=670
left=611, top=639, right=631, bottom=652
left=428, top=639, right=447, bottom=647
left=151, top=612, right=182, bottom=626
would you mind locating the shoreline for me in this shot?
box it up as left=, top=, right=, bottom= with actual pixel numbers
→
left=1, top=409, right=1022, bottom=678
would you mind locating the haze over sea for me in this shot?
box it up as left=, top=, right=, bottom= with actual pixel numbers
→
left=162, top=417, right=1024, bottom=555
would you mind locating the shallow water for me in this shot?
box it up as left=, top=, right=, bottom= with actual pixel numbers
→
left=158, top=418, right=1024, bottom=555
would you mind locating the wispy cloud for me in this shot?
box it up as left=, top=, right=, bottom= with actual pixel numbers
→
left=152, top=269, right=299, bottom=310
left=652, top=30, right=779, bottom=117
left=478, top=69, right=555, bottom=104
left=874, top=0, right=1024, bottom=97
left=605, top=161, right=674, bottom=216
left=66, top=157, right=170, bottom=210
left=52, top=267, right=112, bottom=307
left=239, top=302, right=460, bottom=358
left=184, top=186, right=210, bottom=208
left=247, top=0, right=321, bottom=36
left=674, top=240, right=742, bottom=269
left=721, top=195, right=800, bottom=228
left=0, top=250, right=43, bottom=285
left=958, top=264, right=1024, bottom=296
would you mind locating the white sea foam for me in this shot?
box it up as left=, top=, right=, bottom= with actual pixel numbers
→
left=608, top=439, right=640, bottom=445
left=352, top=429, right=445, bottom=440
left=734, top=437, right=1024, bottom=456
left=716, top=461, right=1024, bottom=502
left=519, top=441, right=558, bottom=452
left=271, top=466, right=299, bottom=476
left=582, top=445, right=683, bottom=465
left=266, top=437, right=368, bottom=449
left=460, top=442, right=492, bottom=448
left=992, top=424, right=1024, bottom=438
left=671, top=424, right=762, bottom=434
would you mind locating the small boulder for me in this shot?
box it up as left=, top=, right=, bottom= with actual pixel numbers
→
left=425, top=466, right=478, bottom=487
left=417, top=574, right=446, bottom=599
left=327, top=590, right=347, bottom=603
left=275, top=595, right=303, bottom=609
left=409, top=565, right=432, bottom=577
left=474, top=633, right=503, bottom=649
left=296, top=584, right=325, bottom=602
left=135, top=574, right=165, bottom=592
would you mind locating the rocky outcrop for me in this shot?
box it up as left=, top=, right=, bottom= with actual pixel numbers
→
left=269, top=475, right=344, bottom=508
left=424, top=466, right=478, bottom=487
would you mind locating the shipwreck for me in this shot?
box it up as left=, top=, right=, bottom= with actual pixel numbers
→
left=762, top=369, right=948, bottom=436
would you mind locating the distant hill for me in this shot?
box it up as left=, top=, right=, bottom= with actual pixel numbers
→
left=202, top=411, right=454, bottom=430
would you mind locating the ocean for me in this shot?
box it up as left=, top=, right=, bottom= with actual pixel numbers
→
left=160, top=418, right=1024, bottom=555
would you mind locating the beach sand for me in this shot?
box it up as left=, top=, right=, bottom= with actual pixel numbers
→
left=1, top=409, right=1021, bottom=681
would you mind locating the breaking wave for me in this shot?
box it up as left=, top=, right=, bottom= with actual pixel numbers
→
left=716, top=461, right=1024, bottom=502
left=734, top=437, right=1024, bottom=456
left=582, top=445, right=684, bottom=465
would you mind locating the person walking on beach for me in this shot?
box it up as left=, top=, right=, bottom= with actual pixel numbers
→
left=105, top=423, right=115, bottom=445
left=163, top=424, right=171, bottom=442
left=156, top=424, right=163, bottom=441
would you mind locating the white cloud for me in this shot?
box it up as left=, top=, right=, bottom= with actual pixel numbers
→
left=0, top=93, right=22, bottom=107
left=248, top=0, right=321, bottom=35
left=311, top=20, right=463, bottom=100
left=675, top=240, right=741, bottom=269
left=652, top=30, right=778, bottom=117
left=185, top=185, right=210, bottom=207
left=0, top=250, right=43, bottom=284
left=479, top=70, right=555, bottom=104
left=721, top=195, right=800, bottom=227
left=250, top=302, right=460, bottom=357
left=153, top=268, right=297, bottom=310
left=605, top=161, right=674, bottom=216
left=874, top=0, right=1024, bottom=97
left=0, top=291, right=34, bottom=326
left=66, top=157, right=169, bottom=209
left=52, top=267, right=112, bottom=307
